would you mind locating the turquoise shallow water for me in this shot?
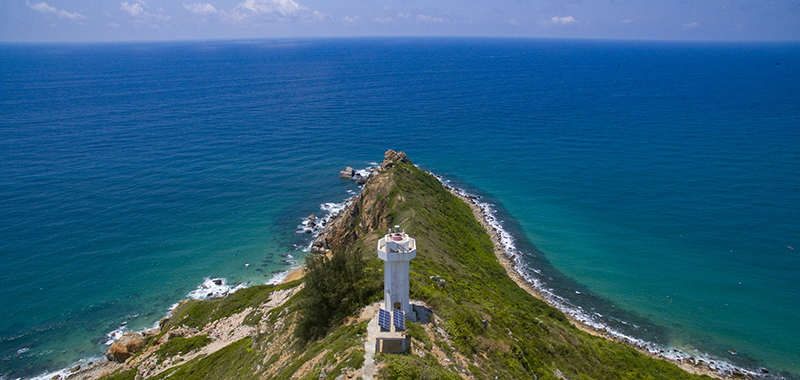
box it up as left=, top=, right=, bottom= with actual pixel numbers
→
left=1, top=39, right=798, bottom=378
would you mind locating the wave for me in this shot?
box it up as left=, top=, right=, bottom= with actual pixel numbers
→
left=187, top=277, right=248, bottom=300
left=429, top=171, right=769, bottom=379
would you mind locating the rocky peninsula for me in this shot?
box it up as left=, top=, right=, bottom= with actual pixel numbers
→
left=64, top=150, right=729, bottom=380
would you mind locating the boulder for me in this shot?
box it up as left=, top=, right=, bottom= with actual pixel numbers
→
left=307, top=214, right=316, bottom=222
left=339, top=167, right=355, bottom=179
left=105, top=332, right=145, bottom=363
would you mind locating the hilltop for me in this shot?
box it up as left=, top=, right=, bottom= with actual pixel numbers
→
left=80, top=150, right=717, bottom=380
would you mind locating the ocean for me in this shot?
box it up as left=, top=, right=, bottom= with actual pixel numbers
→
left=0, top=38, right=798, bottom=379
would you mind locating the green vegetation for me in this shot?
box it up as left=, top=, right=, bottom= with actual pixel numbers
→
left=100, top=369, right=137, bottom=380
left=361, top=160, right=710, bottom=380
left=155, top=335, right=211, bottom=361
left=168, top=284, right=275, bottom=330
left=150, top=338, right=259, bottom=380
left=296, top=246, right=382, bottom=341
left=379, top=354, right=461, bottom=380
left=99, top=153, right=711, bottom=380
left=265, top=321, right=368, bottom=380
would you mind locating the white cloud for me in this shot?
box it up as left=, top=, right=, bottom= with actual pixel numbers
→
left=237, top=0, right=304, bottom=16
left=622, top=18, right=633, bottom=24
left=310, top=10, right=327, bottom=21
left=28, top=1, right=56, bottom=13
left=396, top=12, right=409, bottom=19
left=416, top=14, right=445, bottom=23
left=540, top=16, right=578, bottom=27
left=120, top=1, right=170, bottom=21
left=27, top=1, right=87, bottom=20
left=372, top=17, right=393, bottom=23
left=58, top=10, right=86, bottom=19
left=683, top=22, right=700, bottom=29
left=552, top=16, right=577, bottom=25
left=382, top=5, right=391, bottom=10
left=342, top=16, right=359, bottom=23
left=121, top=2, right=144, bottom=16
left=184, top=3, right=218, bottom=14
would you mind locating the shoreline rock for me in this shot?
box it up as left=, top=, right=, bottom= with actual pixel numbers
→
left=105, top=332, right=145, bottom=363
left=339, top=166, right=355, bottom=179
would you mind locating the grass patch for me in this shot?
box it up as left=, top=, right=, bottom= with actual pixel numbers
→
left=99, top=368, right=137, bottom=380
left=149, top=338, right=258, bottom=380
left=155, top=335, right=211, bottom=361
left=379, top=354, right=462, bottom=380
left=171, top=285, right=275, bottom=329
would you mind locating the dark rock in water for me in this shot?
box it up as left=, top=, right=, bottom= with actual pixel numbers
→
left=212, top=279, right=223, bottom=286
left=305, top=229, right=313, bottom=233
left=105, top=332, right=145, bottom=363
left=70, top=365, right=81, bottom=373
left=307, top=214, right=316, bottom=222
left=256, top=268, right=263, bottom=272
left=308, top=221, right=316, bottom=228
left=356, top=175, right=368, bottom=185
left=760, top=368, right=769, bottom=374
left=339, top=167, right=355, bottom=179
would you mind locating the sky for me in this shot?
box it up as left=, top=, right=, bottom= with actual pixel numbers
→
left=1, top=0, right=799, bottom=42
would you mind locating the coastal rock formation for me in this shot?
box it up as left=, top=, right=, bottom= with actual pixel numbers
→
left=339, top=167, right=355, bottom=179
left=380, top=149, right=409, bottom=170
left=314, top=150, right=412, bottom=253
left=105, top=332, right=145, bottom=363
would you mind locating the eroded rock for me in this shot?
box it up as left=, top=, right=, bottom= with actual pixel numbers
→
left=105, top=332, right=145, bottom=363
left=339, top=167, right=355, bottom=179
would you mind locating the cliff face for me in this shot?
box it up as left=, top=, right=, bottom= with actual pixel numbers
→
left=88, top=151, right=713, bottom=380
left=312, top=149, right=410, bottom=253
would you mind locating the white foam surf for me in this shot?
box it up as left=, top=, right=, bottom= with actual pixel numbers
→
left=295, top=164, right=378, bottom=253
left=187, top=277, right=248, bottom=300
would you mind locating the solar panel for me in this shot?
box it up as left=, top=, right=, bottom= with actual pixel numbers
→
left=393, top=309, right=405, bottom=331
left=378, top=309, right=391, bottom=331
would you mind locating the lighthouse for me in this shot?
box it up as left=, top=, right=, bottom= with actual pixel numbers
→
left=377, top=225, right=416, bottom=317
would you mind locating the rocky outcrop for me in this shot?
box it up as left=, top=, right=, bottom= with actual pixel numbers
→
left=379, top=150, right=410, bottom=170
left=316, top=150, right=412, bottom=253
left=339, top=167, right=355, bottom=179
left=105, top=332, right=145, bottom=363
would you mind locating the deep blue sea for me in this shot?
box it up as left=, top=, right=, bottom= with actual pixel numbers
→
left=1, top=38, right=798, bottom=379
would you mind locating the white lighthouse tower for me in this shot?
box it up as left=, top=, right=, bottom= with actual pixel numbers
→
left=377, top=225, right=416, bottom=317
